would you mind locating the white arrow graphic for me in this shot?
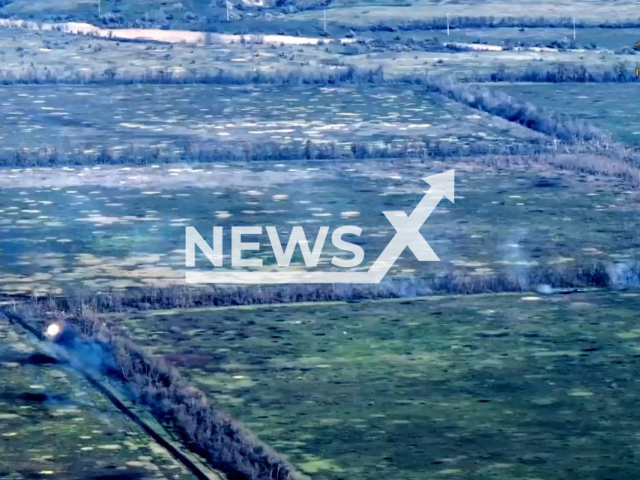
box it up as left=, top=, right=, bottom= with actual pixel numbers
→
left=185, top=169, right=454, bottom=284
left=366, top=169, right=454, bottom=282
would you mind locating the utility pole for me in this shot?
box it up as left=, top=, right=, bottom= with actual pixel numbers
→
left=226, top=1, right=230, bottom=22
left=323, top=7, right=327, bottom=33
left=446, top=13, right=450, bottom=36
left=573, top=16, right=576, bottom=40
left=98, top=0, right=101, bottom=16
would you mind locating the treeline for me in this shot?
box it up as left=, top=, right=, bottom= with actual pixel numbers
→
left=4, top=62, right=640, bottom=87
left=337, top=37, right=599, bottom=55
left=502, top=38, right=598, bottom=51
left=349, top=16, right=640, bottom=32
left=420, top=74, right=608, bottom=143
left=36, top=261, right=638, bottom=312
left=0, top=139, right=552, bottom=167
left=337, top=37, right=473, bottom=55
left=466, top=62, right=640, bottom=83
left=0, top=65, right=385, bottom=85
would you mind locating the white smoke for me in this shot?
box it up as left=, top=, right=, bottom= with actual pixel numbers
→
left=606, top=261, right=640, bottom=288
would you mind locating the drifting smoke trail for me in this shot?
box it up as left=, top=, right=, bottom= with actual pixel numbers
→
left=607, top=261, right=640, bottom=288
left=46, top=326, right=119, bottom=376
left=498, top=228, right=532, bottom=287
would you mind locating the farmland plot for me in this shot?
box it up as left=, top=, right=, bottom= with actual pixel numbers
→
left=0, top=84, right=547, bottom=153
left=0, top=160, right=635, bottom=294
left=113, top=290, right=640, bottom=480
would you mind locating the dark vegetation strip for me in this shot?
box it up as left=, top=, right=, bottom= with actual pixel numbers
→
left=2, top=63, right=640, bottom=86
left=348, top=16, right=640, bottom=32
left=11, top=302, right=302, bottom=480
left=421, top=74, right=608, bottom=143
left=36, top=13, right=640, bottom=32
left=1, top=139, right=555, bottom=166
left=1, top=309, right=218, bottom=480
left=49, top=261, right=638, bottom=313
left=466, top=62, right=640, bottom=83
left=0, top=65, right=385, bottom=85
left=342, top=37, right=595, bottom=54
left=12, top=12, right=640, bottom=31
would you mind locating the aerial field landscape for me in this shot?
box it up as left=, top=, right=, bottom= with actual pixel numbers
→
left=0, top=159, right=637, bottom=295
left=0, top=84, right=546, bottom=153
left=1, top=1, right=640, bottom=480
left=112, top=291, right=640, bottom=480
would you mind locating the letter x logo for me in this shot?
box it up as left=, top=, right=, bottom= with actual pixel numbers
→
left=368, top=170, right=454, bottom=274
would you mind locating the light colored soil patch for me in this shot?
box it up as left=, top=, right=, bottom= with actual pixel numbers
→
left=0, top=19, right=355, bottom=45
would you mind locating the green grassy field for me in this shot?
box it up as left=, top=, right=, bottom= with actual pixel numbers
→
left=486, top=83, right=640, bottom=146
left=0, top=313, right=198, bottom=479
left=0, top=84, right=546, bottom=153
left=0, top=160, right=636, bottom=294
left=109, top=290, right=640, bottom=480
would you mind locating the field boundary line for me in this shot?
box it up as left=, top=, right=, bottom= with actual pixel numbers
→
left=115, top=288, right=604, bottom=318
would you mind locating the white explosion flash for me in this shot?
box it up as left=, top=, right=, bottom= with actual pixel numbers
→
left=46, top=323, right=62, bottom=339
